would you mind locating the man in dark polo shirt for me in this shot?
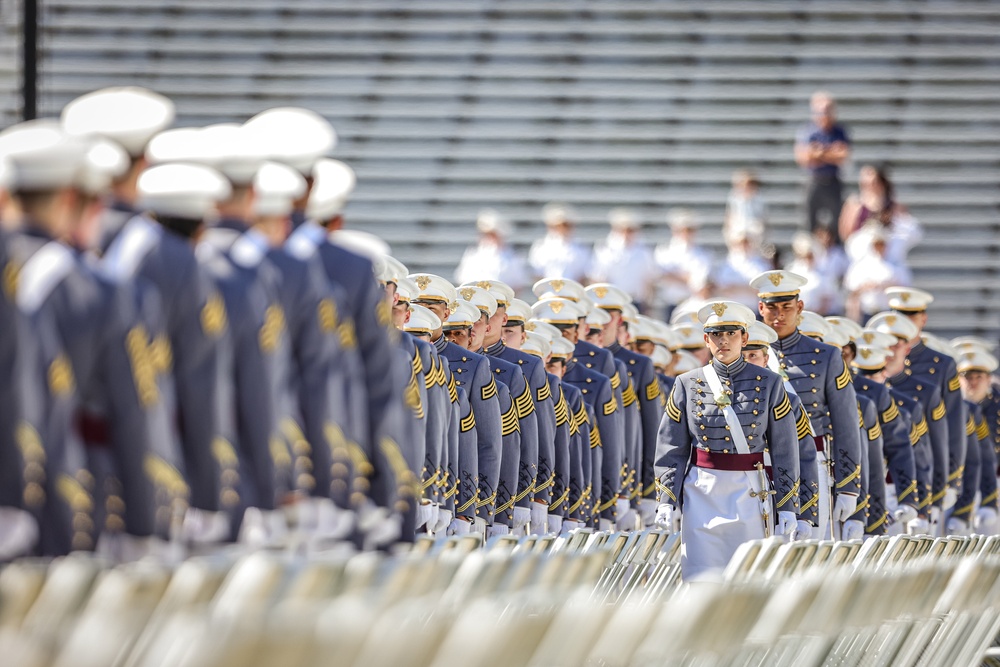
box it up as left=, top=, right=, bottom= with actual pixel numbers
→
left=795, top=91, right=851, bottom=240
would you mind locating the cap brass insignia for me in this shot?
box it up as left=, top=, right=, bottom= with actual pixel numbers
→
left=448, top=300, right=459, bottom=312
left=594, top=286, right=608, bottom=299
left=414, top=275, right=432, bottom=291
left=551, top=301, right=564, bottom=314
left=711, top=302, right=727, bottom=317
left=525, top=322, right=536, bottom=331
left=769, top=273, right=783, bottom=287
left=860, top=348, right=872, bottom=359
left=459, top=287, right=476, bottom=301
left=862, top=332, right=874, bottom=344
left=679, top=326, right=691, bottom=337
left=900, top=292, right=910, bottom=303
left=476, top=281, right=492, bottom=290
left=550, top=279, right=564, bottom=292
left=886, top=315, right=897, bottom=325
left=965, top=351, right=976, bottom=360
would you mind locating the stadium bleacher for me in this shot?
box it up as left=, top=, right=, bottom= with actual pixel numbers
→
left=3, top=0, right=1000, bottom=334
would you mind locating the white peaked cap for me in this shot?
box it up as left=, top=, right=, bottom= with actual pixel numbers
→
left=858, top=329, right=899, bottom=349
left=631, top=315, right=661, bottom=343
left=61, top=86, right=175, bottom=157
left=145, top=127, right=209, bottom=165
left=504, top=298, right=532, bottom=325
left=866, top=311, right=920, bottom=342
left=750, top=270, right=808, bottom=301
left=0, top=120, right=89, bottom=190
left=921, top=333, right=959, bottom=360
left=533, top=277, right=586, bottom=302
left=404, top=304, right=441, bottom=336
left=409, top=273, right=458, bottom=305
left=444, top=301, right=480, bottom=329
left=586, top=306, right=612, bottom=327
left=460, top=279, right=514, bottom=307
left=672, top=350, right=701, bottom=374
left=956, top=348, right=999, bottom=374
left=395, top=276, right=418, bottom=304
left=697, top=300, right=756, bottom=331
left=885, top=286, right=934, bottom=313
left=585, top=282, right=632, bottom=311
left=330, top=228, right=391, bottom=261
left=672, top=322, right=706, bottom=350
left=651, top=345, right=673, bottom=368
left=822, top=323, right=852, bottom=349
left=799, top=311, right=832, bottom=340
left=670, top=306, right=702, bottom=326
left=951, top=336, right=996, bottom=354
left=243, top=106, right=337, bottom=175
left=826, top=316, right=864, bottom=341
left=532, top=298, right=585, bottom=325
left=0, top=157, right=9, bottom=190
left=549, top=336, right=575, bottom=360
left=522, top=332, right=552, bottom=359
left=621, top=302, right=639, bottom=325
left=253, top=161, right=307, bottom=217
left=80, top=138, right=130, bottom=195
left=745, top=321, right=778, bottom=348
left=476, top=208, right=511, bottom=236
left=199, top=123, right=269, bottom=185
left=853, top=344, right=892, bottom=371
left=525, top=319, right=562, bottom=343
left=457, top=285, right=497, bottom=319
left=137, top=163, right=231, bottom=219
left=376, top=255, right=409, bottom=286
left=307, top=159, right=356, bottom=221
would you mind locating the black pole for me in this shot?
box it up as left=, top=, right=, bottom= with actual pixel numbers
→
left=22, top=0, right=38, bottom=120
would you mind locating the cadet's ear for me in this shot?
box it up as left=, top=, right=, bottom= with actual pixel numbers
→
left=795, top=299, right=804, bottom=315
left=741, top=331, right=749, bottom=346
left=757, top=301, right=766, bottom=318
left=703, top=332, right=711, bottom=346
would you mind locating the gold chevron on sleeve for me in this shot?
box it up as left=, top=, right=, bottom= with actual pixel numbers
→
left=881, top=400, right=899, bottom=423
left=932, top=400, right=946, bottom=422
left=610, top=371, right=621, bottom=390
left=948, top=375, right=961, bottom=392
left=603, top=395, right=618, bottom=416
left=589, top=426, right=602, bottom=449
left=481, top=376, right=498, bottom=401
left=772, top=392, right=792, bottom=421
left=460, top=410, right=476, bottom=433
left=977, top=418, right=990, bottom=441
left=966, top=415, right=976, bottom=436
left=868, top=422, right=882, bottom=441
left=536, top=381, right=551, bottom=402
left=835, top=362, right=852, bottom=390
left=666, top=391, right=682, bottom=423
left=795, top=410, right=811, bottom=440
left=516, top=385, right=536, bottom=418
left=646, top=379, right=661, bottom=402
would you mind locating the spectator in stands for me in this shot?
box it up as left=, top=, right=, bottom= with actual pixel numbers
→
left=843, top=227, right=912, bottom=321
left=724, top=169, right=768, bottom=249
left=813, top=225, right=849, bottom=284
left=786, top=231, right=844, bottom=315
left=795, top=91, right=851, bottom=240
left=713, top=228, right=770, bottom=308
left=528, top=202, right=591, bottom=284
left=454, top=208, right=530, bottom=293
left=591, top=207, right=658, bottom=311
left=839, top=164, right=923, bottom=267
left=654, top=208, right=713, bottom=320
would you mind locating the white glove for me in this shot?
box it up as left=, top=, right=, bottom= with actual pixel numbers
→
left=529, top=501, right=548, bottom=535
left=775, top=511, right=797, bottom=538
left=831, top=493, right=858, bottom=522
left=842, top=519, right=865, bottom=541
left=615, top=498, right=630, bottom=522
left=433, top=508, right=453, bottom=534
left=943, top=487, right=958, bottom=510
left=946, top=517, right=970, bottom=536
left=447, top=517, right=470, bottom=536
left=639, top=499, right=658, bottom=527
left=181, top=507, right=230, bottom=545
left=486, top=524, right=509, bottom=539
left=893, top=504, right=918, bottom=526
left=239, top=507, right=288, bottom=548
left=616, top=508, right=638, bottom=532
left=598, top=518, right=614, bottom=532
left=0, top=508, right=39, bottom=560
left=655, top=503, right=681, bottom=533
left=907, top=516, right=930, bottom=535
left=561, top=519, right=583, bottom=534
left=794, top=520, right=815, bottom=541
left=975, top=506, right=998, bottom=532
left=109, top=534, right=174, bottom=564
left=363, top=512, right=401, bottom=549
left=472, top=517, right=487, bottom=537
left=512, top=506, right=531, bottom=531
left=547, top=514, right=562, bottom=535
left=313, top=499, right=354, bottom=540
left=415, top=501, right=437, bottom=530
left=929, top=505, right=942, bottom=528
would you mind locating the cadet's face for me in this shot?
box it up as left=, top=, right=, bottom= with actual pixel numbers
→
left=391, top=301, right=409, bottom=329
left=502, top=325, right=526, bottom=349
left=470, top=313, right=489, bottom=350
left=421, top=301, right=448, bottom=322
left=635, top=340, right=655, bottom=357
left=742, top=348, right=768, bottom=368
left=445, top=327, right=472, bottom=349
left=884, top=337, right=912, bottom=375
left=759, top=299, right=803, bottom=339
left=841, top=344, right=855, bottom=364
left=960, top=370, right=991, bottom=403
left=903, top=311, right=928, bottom=333
left=600, top=311, right=621, bottom=347
left=576, top=317, right=588, bottom=342
left=585, top=329, right=602, bottom=345
left=485, top=306, right=506, bottom=346
left=546, top=359, right=566, bottom=378
left=561, top=323, right=579, bottom=344
left=705, top=330, right=747, bottom=365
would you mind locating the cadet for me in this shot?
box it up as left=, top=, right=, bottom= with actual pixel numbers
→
left=849, top=337, right=921, bottom=535
left=956, top=347, right=1000, bottom=534
left=655, top=301, right=799, bottom=581
left=886, top=287, right=967, bottom=513
left=870, top=311, right=949, bottom=532
left=751, top=270, right=862, bottom=539
left=742, top=321, right=819, bottom=540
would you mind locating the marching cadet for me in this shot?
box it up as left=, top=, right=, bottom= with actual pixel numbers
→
left=467, top=280, right=556, bottom=535
left=60, top=86, right=175, bottom=254
left=411, top=274, right=500, bottom=535
left=586, top=283, right=662, bottom=530
left=0, top=121, right=174, bottom=558
left=290, top=155, right=410, bottom=545
left=849, top=334, right=921, bottom=536
left=742, top=321, right=819, bottom=540
left=869, top=311, right=949, bottom=532
left=886, top=287, right=967, bottom=514
left=534, top=298, right=624, bottom=529
left=956, top=347, right=1000, bottom=534
left=751, top=270, right=862, bottom=539
left=868, top=316, right=937, bottom=534
left=655, top=301, right=799, bottom=581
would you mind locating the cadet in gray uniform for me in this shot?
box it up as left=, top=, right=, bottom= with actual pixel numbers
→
left=855, top=394, right=888, bottom=538
left=948, top=400, right=981, bottom=534
left=956, top=348, right=1000, bottom=533
left=656, top=301, right=799, bottom=581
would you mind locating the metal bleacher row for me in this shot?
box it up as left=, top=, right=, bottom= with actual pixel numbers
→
left=3, top=1, right=1000, bottom=333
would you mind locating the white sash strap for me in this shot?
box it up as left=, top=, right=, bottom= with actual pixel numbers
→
left=17, top=241, right=76, bottom=315
left=101, top=215, right=161, bottom=282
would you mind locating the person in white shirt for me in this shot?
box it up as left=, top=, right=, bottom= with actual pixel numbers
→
left=654, top=208, right=714, bottom=317
left=724, top=169, right=768, bottom=249
left=714, top=229, right=771, bottom=308
left=454, top=208, right=530, bottom=292
left=528, top=202, right=592, bottom=284
left=843, top=228, right=912, bottom=321
left=591, top=207, right=659, bottom=310
left=786, top=231, right=844, bottom=315
left=840, top=164, right=923, bottom=267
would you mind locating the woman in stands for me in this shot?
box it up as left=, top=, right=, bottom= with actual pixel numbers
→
left=838, top=164, right=922, bottom=267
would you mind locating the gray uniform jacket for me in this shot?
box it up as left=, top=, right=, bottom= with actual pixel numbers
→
left=887, top=370, right=949, bottom=508
left=854, top=374, right=920, bottom=510
left=907, top=342, right=967, bottom=494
